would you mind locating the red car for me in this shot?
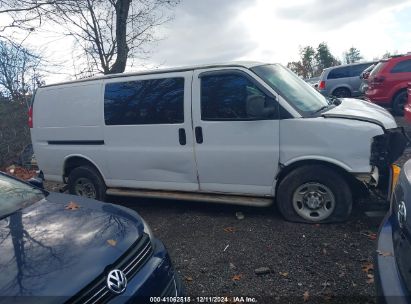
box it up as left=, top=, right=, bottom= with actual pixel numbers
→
left=366, top=54, right=411, bottom=115
left=404, top=82, right=411, bottom=122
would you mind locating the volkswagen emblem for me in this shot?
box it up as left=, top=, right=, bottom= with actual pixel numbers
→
left=106, top=269, right=127, bottom=294
left=398, top=201, right=407, bottom=229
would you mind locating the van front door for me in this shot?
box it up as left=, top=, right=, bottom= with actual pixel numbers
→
left=103, top=71, right=199, bottom=191
left=191, top=68, right=280, bottom=196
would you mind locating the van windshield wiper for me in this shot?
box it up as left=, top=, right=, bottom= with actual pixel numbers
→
left=313, top=105, right=330, bottom=114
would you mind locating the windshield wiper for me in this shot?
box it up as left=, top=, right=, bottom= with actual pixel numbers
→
left=313, top=105, right=330, bottom=114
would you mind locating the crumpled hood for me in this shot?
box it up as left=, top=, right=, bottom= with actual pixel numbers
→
left=322, top=98, right=397, bottom=129
left=0, top=192, right=143, bottom=300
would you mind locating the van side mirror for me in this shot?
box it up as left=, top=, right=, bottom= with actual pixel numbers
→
left=246, top=95, right=277, bottom=119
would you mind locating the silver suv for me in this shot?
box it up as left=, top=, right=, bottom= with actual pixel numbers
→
left=317, top=62, right=376, bottom=98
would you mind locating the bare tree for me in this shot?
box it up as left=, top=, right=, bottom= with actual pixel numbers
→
left=0, top=0, right=180, bottom=75
left=0, top=40, right=44, bottom=107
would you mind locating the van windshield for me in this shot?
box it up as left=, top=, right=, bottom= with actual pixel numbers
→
left=251, top=64, right=330, bottom=116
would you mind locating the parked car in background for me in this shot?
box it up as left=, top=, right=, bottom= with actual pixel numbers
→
left=366, top=54, right=411, bottom=115
left=30, top=62, right=407, bottom=223
left=359, top=63, right=377, bottom=94
left=376, top=161, right=410, bottom=304
left=305, top=76, right=320, bottom=88
left=404, top=82, right=411, bottom=123
left=317, top=62, right=376, bottom=98
left=0, top=172, right=183, bottom=302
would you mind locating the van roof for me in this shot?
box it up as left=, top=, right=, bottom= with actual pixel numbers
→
left=322, top=61, right=377, bottom=72
left=41, top=61, right=267, bottom=88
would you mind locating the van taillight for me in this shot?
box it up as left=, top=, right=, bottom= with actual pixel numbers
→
left=28, top=106, right=33, bottom=128
left=318, top=81, right=326, bottom=90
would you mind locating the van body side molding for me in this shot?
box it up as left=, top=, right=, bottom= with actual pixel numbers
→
left=48, top=140, right=105, bottom=145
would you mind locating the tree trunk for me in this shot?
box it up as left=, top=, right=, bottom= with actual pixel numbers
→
left=108, top=0, right=131, bottom=74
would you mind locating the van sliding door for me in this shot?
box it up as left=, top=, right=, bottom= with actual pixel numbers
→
left=103, top=71, right=199, bottom=191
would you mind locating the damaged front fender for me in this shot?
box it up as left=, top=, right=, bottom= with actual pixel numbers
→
left=369, top=127, right=408, bottom=198
left=370, top=127, right=408, bottom=168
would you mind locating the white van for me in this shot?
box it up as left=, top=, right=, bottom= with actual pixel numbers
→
left=30, top=62, right=407, bottom=223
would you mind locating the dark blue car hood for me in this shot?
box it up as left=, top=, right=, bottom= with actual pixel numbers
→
left=0, top=192, right=143, bottom=300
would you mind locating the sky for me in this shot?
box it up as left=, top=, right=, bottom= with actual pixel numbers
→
left=13, top=0, right=411, bottom=83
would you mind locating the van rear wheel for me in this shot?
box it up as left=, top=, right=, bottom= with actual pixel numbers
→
left=277, top=165, right=352, bottom=223
left=68, top=166, right=106, bottom=201
left=332, top=87, right=351, bottom=98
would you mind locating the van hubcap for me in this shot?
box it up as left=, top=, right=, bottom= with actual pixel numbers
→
left=74, top=178, right=96, bottom=198
left=292, top=182, right=335, bottom=221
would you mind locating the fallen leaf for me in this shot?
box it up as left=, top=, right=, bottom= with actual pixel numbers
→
left=185, top=276, right=193, bottom=282
left=279, top=272, right=289, bottom=277
left=376, top=250, right=393, bottom=257
left=232, top=274, right=243, bottom=281
left=107, top=239, right=117, bottom=247
left=224, top=227, right=236, bottom=233
left=65, top=201, right=80, bottom=210
left=369, top=233, right=377, bottom=240
left=361, top=262, right=374, bottom=274
left=361, top=231, right=377, bottom=240
left=303, top=291, right=310, bottom=302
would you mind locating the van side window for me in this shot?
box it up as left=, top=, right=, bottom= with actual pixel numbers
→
left=391, top=60, right=411, bottom=73
left=104, top=78, right=184, bottom=125
left=350, top=64, right=371, bottom=77
left=201, top=73, right=277, bottom=121
left=327, top=67, right=350, bottom=79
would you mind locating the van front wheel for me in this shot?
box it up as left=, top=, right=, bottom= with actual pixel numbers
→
left=277, top=165, right=352, bottom=223
left=68, top=166, right=106, bottom=201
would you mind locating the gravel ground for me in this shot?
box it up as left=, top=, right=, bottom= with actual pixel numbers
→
left=44, top=114, right=411, bottom=304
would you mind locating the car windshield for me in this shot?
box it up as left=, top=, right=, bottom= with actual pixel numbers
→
left=251, top=64, right=330, bottom=115
left=0, top=174, right=45, bottom=218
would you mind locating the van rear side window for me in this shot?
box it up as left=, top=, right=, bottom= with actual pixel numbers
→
left=104, top=77, right=184, bottom=125
left=327, top=67, right=350, bottom=79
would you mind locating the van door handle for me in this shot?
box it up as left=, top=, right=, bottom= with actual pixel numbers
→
left=195, top=126, right=203, bottom=144
left=178, top=128, right=186, bottom=145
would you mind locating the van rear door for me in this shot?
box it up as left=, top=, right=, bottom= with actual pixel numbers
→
left=103, top=71, right=199, bottom=191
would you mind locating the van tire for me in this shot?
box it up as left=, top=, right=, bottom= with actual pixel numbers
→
left=276, top=165, right=352, bottom=223
left=392, top=90, right=407, bottom=116
left=332, top=87, right=351, bottom=98
left=68, top=166, right=107, bottom=201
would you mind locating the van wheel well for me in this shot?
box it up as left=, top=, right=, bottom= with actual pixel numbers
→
left=276, top=160, right=367, bottom=199
left=332, top=87, right=351, bottom=98
left=63, top=157, right=102, bottom=183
